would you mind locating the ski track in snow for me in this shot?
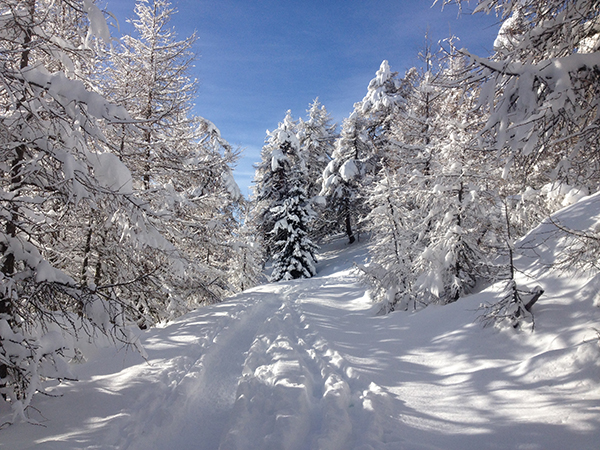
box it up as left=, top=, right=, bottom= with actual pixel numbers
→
left=121, top=287, right=286, bottom=450
left=219, top=276, right=399, bottom=450
left=119, top=245, right=402, bottom=450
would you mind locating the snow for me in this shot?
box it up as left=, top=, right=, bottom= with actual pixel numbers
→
left=339, top=159, right=359, bottom=182
left=2, top=198, right=600, bottom=449
left=21, top=67, right=129, bottom=122
left=271, top=148, right=288, bottom=171
left=89, top=152, right=134, bottom=194
left=494, top=10, right=521, bottom=51
left=35, top=260, right=75, bottom=285
left=82, top=0, right=112, bottom=43
left=222, top=168, right=242, bottom=200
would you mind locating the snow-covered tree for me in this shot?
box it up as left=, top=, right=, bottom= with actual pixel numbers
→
left=0, top=0, right=149, bottom=420
left=297, top=99, right=337, bottom=240
left=453, top=0, right=600, bottom=206
left=320, top=60, right=402, bottom=243
left=108, top=0, right=198, bottom=189
left=359, top=168, right=418, bottom=313
left=359, top=60, right=403, bottom=174
left=320, top=112, right=367, bottom=244
left=297, top=99, right=336, bottom=200
left=270, top=181, right=318, bottom=282
left=478, top=200, right=543, bottom=330
left=252, top=110, right=301, bottom=258
left=361, top=45, right=503, bottom=310
left=424, top=0, right=600, bottom=321
left=359, top=50, right=445, bottom=309
left=251, top=110, right=318, bottom=280
left=183, top=119, right=244, bottom=301
left=229, top=201, right=264, bottom=292
left=410, top=52, right=500, bottom=305
left=103, top=0, right=242, bottom=321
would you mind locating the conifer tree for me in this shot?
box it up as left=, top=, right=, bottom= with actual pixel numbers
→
left=0, top=0, right=150, bottom=419
left=320, top=112, right=368, bottom=244
left=252, top=110, right=300, bottom=258
left=320, top=61, right=402, bottom=243
left=360, top=168, right=418, bottom=312
left=270, top=181, right=318, bottom=282
left=453, top=0, right=600, bottom=207
left=229, top=202, right=264, bottom=292
left=103, top=0, right=241, bottom=321
left=412, top=53, right=498, bottom=305
left=362, top=46, right=500, bottom=310
left=297, top=99, right=337, bottom=240
left=251, top=110, right=319, bottom=280
left=358, top=51, right=443, bottom=309
left=297, top=99, right=337, bottom=200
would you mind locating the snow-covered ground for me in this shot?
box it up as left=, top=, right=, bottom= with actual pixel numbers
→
left=2, top=197, right=600, bottom=449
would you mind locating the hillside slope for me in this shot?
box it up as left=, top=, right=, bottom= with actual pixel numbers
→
left=1, top=196, right=600, bottom=449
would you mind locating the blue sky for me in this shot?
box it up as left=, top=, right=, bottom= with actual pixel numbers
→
left=103, top=0, right=500, bottom=196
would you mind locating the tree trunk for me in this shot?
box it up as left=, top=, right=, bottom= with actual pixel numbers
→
left=81, top=219, right=94, bottom=284
left=450, top=181, right=465, bottom=303
left=525, top=286, right=543, bottom=312
left=345, top=213, right=355, bottom=244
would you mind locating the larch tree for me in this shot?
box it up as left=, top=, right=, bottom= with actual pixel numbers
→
left=297, top=98, right=336, bottom=201
left=358, top=60, right=403, bottom=178
left=435, top=0, right=600, bottom=327
left=360, top=166, right=418, bottom=313
left=111, top=0, right=198, bottom=190
left=456, top=0, right=600, bottom=217
left=320, top=111, right=367, bottom=244
left=104, top=0, right=241, bottom=324
left=0, top=0, right=152, bottom=420
left=361, top=42, right=501, bottom=311
left=359, top=51, right=446, bottom=311
left=229, top=201, right=264, bottom=292
left=412, top=54, right=498, bottom=305
left=321, top=60, right=402, bottom=244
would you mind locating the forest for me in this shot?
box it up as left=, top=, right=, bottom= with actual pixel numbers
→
left=1, top=0, right=599, bottom=428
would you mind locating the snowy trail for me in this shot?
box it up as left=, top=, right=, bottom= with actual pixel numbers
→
left=122, top=286, right=289, bottom=450
left=119, top=241, right=401, bottom=450
left=219, top=277, right=400, bottom=450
